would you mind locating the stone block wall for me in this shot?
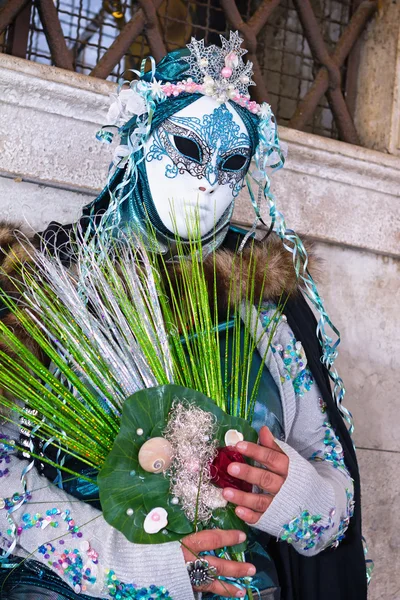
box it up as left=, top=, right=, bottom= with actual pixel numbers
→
left=1, top=54, right=399, bottom=599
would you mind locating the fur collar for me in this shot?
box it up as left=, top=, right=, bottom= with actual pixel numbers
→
left=0, top=222, right=316, bottom=318
left=165, top=232, right=317, bottom=313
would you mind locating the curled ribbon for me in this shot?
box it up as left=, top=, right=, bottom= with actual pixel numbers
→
left=248, top=108, right=353, bottom=435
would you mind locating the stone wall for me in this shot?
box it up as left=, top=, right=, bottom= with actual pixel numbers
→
left=1, top=53, right=399, bottom=599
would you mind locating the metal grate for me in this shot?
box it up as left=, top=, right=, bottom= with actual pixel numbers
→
left=0, top=0, right=377, bottom=143
left=26, top=0, right=140, bottom=80
left=257, top=0, right=352, bottom=137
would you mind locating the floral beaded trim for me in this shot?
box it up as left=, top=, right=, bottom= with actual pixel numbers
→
left=327, top=488, right=355, bottom=549
left=280, top=510, right=331, bottom=551
left=259, top=303, right=315, bottom=398
left=309, top=420, right=350, bottom=476
left=105, top=570, right=173, bottom=599
left=16, top=507, right=83, bottom=537
left=38, top=540, right=98, bottom=594
left=4, top=494, right=173, bottom=598
left=0, top=451, right=173, bottom=600
left=281, top=487, right=355, bottom=552
left=0, top=436, right=13, bottom=480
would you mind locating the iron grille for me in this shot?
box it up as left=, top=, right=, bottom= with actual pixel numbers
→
left=0, top=0, right=378, bottom=143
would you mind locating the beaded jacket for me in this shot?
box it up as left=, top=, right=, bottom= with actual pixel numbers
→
left=0, top=224, right=367, bottom=600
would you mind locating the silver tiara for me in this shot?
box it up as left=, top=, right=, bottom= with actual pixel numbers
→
left=183, top=31, right=256, bottom=103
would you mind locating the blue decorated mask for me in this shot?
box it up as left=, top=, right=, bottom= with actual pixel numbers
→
left=144, top=95, right=251, bottom=239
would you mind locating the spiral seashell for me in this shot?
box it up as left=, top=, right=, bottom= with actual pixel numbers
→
left=138, top=437, right=173, bottom=473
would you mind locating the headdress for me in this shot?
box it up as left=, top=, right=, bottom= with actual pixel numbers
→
left=89, top=32, right=352, bottom=435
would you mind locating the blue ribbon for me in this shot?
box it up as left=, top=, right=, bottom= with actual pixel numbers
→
left=249, top=107, right=354, bottom=435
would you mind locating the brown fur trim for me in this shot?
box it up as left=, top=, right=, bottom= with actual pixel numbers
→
left=0, top=221, right=40, bottom=297
left=0, top=223, right=44, bottom=370
left=164, top=233, right=318, bottom=314
left=0, top=312, right=45, bottom=361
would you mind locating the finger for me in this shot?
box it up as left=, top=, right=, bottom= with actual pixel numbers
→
left=182, top=529, right=246, bottom=556
left=197, top=578, right=246, bottom=598
left=206, top=555, right=256, bottom=579
left=235, top=505, right=263, bottom=525
left=236, top=441, right=288, bottom=478
left=259, top=425, right=284, bottom=452
left=227, top=462, right=285, bottom=492
left=222, top=487, right=274, bottom=512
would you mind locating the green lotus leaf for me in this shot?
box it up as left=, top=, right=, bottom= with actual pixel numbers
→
left=211, top=505, right=248, bottom=553
left=98, top=384, right=258, bottom=544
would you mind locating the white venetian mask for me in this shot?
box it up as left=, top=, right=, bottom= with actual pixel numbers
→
left=144, top=96, right=251, bottom=239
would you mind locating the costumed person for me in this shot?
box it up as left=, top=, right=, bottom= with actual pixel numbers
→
left=0, top=32, right=369, bottom=600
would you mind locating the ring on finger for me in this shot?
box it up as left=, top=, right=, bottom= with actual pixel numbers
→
left=186, top=559, right=217, bottom=587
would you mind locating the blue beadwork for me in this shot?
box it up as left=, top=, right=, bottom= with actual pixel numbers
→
left=106, top=569, right=172, bottom=599
left=0, top=436, right=14, bottom=480
left=259, top=303, right=315, bottom=398
left=309, top=420, right=350, bottom=476
left=328, top=489, right=355, bottom=549
left=292, top=368, right=314, bottom=397
left=38, top=542, right=97, bottom=594
left=146, top=104, right=250, bottom=196
left=280, top=510, right=331, bottom=551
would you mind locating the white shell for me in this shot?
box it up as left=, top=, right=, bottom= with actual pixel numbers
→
left=143, top=507, right=168, bottom=534
left=224, top=429, right=244, bottom=447
left=138, top=437, right=173, bottom=473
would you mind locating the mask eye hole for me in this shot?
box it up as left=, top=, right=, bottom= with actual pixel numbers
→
left=172, top=135, right=203, bottom=163
left=221, top=154, right=248, bottom=172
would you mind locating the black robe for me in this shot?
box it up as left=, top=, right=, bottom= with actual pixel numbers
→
left=272, top=294, right=367, bottom=600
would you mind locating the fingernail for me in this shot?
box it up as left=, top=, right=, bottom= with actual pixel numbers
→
left=223, top=489, right=234, bottom=499
left=229, top=464, right=240, bottom=475
left=247, top=566, right=256, bottom=576
left=236, top=590, right=245, bottom=597
left=236, top=442, right=248, bottom=451
left=236, top=508, right=246, bottom=517
left=238, top=531, right=247, bottom=542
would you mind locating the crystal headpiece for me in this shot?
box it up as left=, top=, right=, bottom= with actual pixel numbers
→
left=103, top=31, right=265, bottom=135
left=181, top=30, right=257, bottom=108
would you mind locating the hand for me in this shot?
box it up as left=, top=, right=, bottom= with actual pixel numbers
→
left=181, top=529, right=255, bottom=598
left=222, top=426, right=289, bottom=524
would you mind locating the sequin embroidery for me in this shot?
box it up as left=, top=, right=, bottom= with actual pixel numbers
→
left=105, top=569, right=173, bottom=599
left=280, top=510, right=331, bottom=551
left=14, top=508, right=84, bottom=538
left=259, top=304, right=315, bottom=397
left=309, top=421, right=350, bottom=475
left=328, top=488, right=355, bottom=549
left=38, top=539, right=98, bottom=594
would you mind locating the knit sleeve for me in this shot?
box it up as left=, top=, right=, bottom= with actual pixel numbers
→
left=252, top=307, right=355, bottom=556
left=0, top=445, right=194, bottom=599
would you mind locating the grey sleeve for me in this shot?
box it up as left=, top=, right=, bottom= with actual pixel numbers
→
left=0, top=453, right=195, bottom=599
left=251, top=308, right=355, bottom=556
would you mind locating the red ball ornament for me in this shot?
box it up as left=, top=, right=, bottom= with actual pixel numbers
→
left=210, top=447, right=252, bottom=493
